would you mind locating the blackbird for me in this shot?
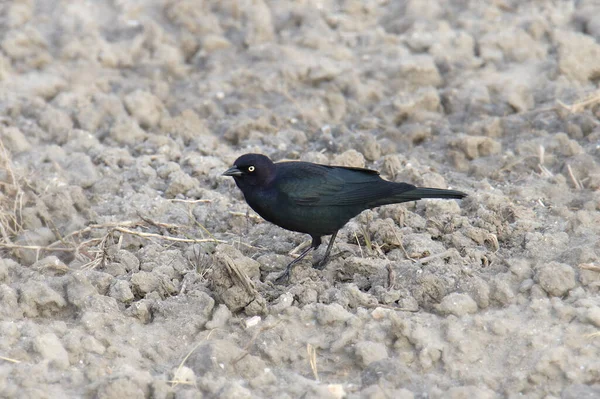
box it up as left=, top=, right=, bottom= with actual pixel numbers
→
left=223, top=153, right=467, bottom=282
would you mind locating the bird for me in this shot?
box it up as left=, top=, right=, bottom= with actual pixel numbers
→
left=223, top=153, right=467, bottom=282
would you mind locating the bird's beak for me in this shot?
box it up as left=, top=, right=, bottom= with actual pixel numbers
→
left=223, top=166, right=243, bottom=177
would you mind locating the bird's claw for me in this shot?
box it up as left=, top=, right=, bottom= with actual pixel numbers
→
left=312, top=257, right=329, bottom=270
left=274, top=269, right=291, bottom=284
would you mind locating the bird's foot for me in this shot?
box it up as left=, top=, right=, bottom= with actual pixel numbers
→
left=312, top=257, right=329, bottom=270
left=313, top=251, right=346, bottom=270
left=274, top=268, right=291, bottom=284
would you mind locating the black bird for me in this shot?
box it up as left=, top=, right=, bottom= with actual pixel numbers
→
left=223, top=153, right=466, bottom=282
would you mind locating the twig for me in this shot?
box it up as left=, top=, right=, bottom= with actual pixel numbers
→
left=307, top=343, right=319, bottom=381
left=537, top=164, right=553, bottom=178
left=232, top=321, right=282, bottom=365
left=190, top=215, right=220, bottom=243
left=557, top=90, right=600, bottom=113
left=137, top=213, right=181, bottom=230
left=289, top=240, right=311, bottom=257
left=170, top=329, right=217, bottom=388
left=485, top=233, right=500, bottom=252
left=566, top=164, right=583, bottom=190
left=169, top=199, right=212, bottom=204
left=392, top=229, right=416, bottom=263
left=585, top=331, right=600, bottom=339
left=0, top=355, right=21, bottom=363
left=0, top=220, right=263, bottom=266
left=0, top=244, right=76, bottom=252
left=367, top=303, right=419, bottom=312
left=228, top=211, right=263, bottom=220
left=386, top=263, right=395, bottom=289
left=217, top=253, right=255, bottom=294
left=419, top=249, right=461, bottom=265
left=364, top=215, right=372, bottom=252
left=579, top=263, right=600, bottom=273
left=0, top=140, right=26, bottom=238
left=354, top=231, right=364, bottom=258
left=113, top=227, right=225, bottom=244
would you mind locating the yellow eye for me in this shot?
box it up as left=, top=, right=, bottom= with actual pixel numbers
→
left=248, top=166, right=255, bottom=172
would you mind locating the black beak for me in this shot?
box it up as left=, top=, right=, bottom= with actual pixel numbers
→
left=223, top=166, right=243, bottom=177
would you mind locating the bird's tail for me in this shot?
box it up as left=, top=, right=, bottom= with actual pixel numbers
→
left=368, top=185, right=467, bottom=207
left=395, top=187, right=467, bottom=202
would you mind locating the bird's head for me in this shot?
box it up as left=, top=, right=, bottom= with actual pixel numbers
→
left=223, top=153, right=276, bottom=188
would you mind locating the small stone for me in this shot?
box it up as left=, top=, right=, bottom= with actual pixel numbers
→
left=393, top=86, right=441, bottom=121
left=33, top=333, right=70, bottom=370
left=436, top=293, right=478, bottom=316
left=447, top=386, right=496, bottom=399
left=332, top=149, right=365, bottom=168
left=582, top=307, right=600, bottom=328
left=125, top=300, right=151, bottom=324
left=534, top=262, right=576, bottom=297
left=315, top=303, right=353, bottom=325
left=202, top=35, right=231, bottom=52
left=65, top=272, right=98, bottom=308
left=31, top=256, right=69, bottom=275
left=395, top=55, right=442, bottom=87
left=452, top=135, right=502, bottom=160
left=81, top=336, right=105, bottom=355
left=171, top=366, right=196, bottom=385
left=19, top=280, right=66, bottom=317
left=65, top=152, right=99, bottom=188
left=131, top=271, right=160, bottom=297
left=0, top=126, right=31, bottom=153
left=165, top=170, right=198, bottom=198
left=243, top=0, right=275, bottom=46
left=218, top=382, right=253, bottom=399
left=124, top=90, right=165, bottom=128
left=96, top=378, right=145, bottom=399
left=108, top=280, right=134, bottom=303
left=490, top=275, right=516, bottom=306
left=556, top=30, right=600, bottom=82
left=271, top=292, right=294, bottom=314
left=205, top=304, right=233, bottom=329
left=245, top=315, right=261, bottom=329
left=109, top=119, right=147, bottom=145
left=357, top=134, right=381, bottom=161
left=355, top=341, right=388, bottom=366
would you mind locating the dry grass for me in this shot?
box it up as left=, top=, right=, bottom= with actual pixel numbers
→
left=0, top=355, right=21, bottom=364
left=557, top=90, right=600, bottom=113
left=307, top=343, right=319, bottom=381
left=186, top=245, right=213, bottom=280
left=566, top=164, right=583, bottom=190
left=169, top=329, right=217, bottom=388
left=1, top=141, right=265, bottom=267
left=0, top=218, right=265, bottom=269
left=289, top=239, right=311, bottom=258
left=232, top=320, right=282, bottom=365
left=216, top=252, right=256, bottom=294
left=579, top=263, right=600, bottom=273
left=0, top=140, right=26, bottom=242
left=586, top=331, right=600, bottom=339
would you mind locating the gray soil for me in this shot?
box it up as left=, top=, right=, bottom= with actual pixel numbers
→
left=1, top=1, right=600, bottom=398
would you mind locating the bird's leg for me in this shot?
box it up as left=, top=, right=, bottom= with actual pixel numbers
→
left=275, top=237, right=321, bottom=283
left=313, top=230, right=338, bottom=270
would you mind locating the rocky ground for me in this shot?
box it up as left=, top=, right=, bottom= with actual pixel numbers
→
left=1, top=1, right=600, bottom=398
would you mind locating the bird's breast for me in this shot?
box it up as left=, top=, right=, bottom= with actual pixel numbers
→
left=243, top=187, right=361, bottom=236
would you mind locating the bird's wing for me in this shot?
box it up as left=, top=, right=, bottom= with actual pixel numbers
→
left=275, top=162, right=408, bottom=207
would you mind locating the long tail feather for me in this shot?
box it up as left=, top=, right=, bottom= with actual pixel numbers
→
left=367, top=186, right=467, bottom=207
left=397, top=187, right=467, bottom=202
left=361, top=182, right=467, bottom=207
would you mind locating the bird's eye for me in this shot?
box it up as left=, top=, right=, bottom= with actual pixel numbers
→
left=248, top=166, right=255, bottom=172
